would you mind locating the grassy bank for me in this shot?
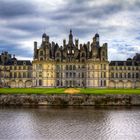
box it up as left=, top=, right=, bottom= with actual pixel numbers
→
left=0, top=88, right=140, bottom=94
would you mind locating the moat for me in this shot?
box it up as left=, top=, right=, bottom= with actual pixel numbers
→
left=0, top=106, right=140, bottom=140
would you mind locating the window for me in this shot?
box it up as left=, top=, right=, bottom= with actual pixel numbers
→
left=57, top=80, right=59, bottom=86
left=56, top=73, right=59, bottom=78
left=14, top=61, right=17, bottom=65
left=39, top=80, right=42, bottom=86
left=70, top=72, right=72, bottom=78
left=104, top=72, right=106, bottom=78
left=19, top=73, right=21, bottom=78
left=23, top=61, right=26, bottom=65
left=82, top=59, right=85, bottom=62
left=82, top=53, right=85, bottom=57
left=39, top=72, right=42, bottom=77
left=70, top=65, right=72, bottom=70
left=102, top=51, right=105, bottom=56
left=101, top=80, right=102, bottom=87
left=120, top=73, right=122, bottom=78
left=23, top=72, right=26, bottom=78
left=111, top=73, right=114, bottom=78
left=116, top=73, right=118, bottom=78
left=40, top=51, right=43, bottom=56
left=82, top=73, right=84, bottom=78
left=136, top=73, right=139, bottom=78
left=128, top=73, right=131, bottom=78
left=104, top=80, right=106, bottom=86
left=56, top=65, right=60, bottom=71
left=56, top=52, right=60, bottom=57
left=40, top=57, right=43, bottom=61
left=66, top=65, right=68, bottom=70
left=124, top=73, right=126, bottom=78
left=14, top=72, right=17, bottom=78
left=104, top=64, right=106, bottom=70
left=132, top=73, right=135, bottom=78
left=66, top=72, right=68, bottom=78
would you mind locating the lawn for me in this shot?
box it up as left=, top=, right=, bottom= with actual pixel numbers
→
left=0, top=88, right=140, bottom=94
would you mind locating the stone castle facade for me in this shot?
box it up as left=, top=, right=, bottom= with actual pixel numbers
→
left=0, top=30, right=140, bottom=88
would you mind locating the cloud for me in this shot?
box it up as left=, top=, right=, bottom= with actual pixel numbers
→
left=0, top=0, right=36, bottom=18
left=0, top=0, right=140, bottom=60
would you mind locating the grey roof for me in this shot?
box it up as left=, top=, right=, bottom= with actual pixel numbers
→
left=3, top=60, right=32, bottom=66
left=109, top=61, right=139, bottom=66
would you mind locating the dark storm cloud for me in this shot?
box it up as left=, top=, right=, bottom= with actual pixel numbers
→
left=0, top=0, right=140, bottom=60
left=0, top=0, right=36, bottom=18
left=5, top=22, right=44, bottom=34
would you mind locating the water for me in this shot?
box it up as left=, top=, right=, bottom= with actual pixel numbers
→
left=0, top=106, right=140, bottom=140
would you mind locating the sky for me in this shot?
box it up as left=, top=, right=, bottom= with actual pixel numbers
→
left=0, top=0, right=140, bottom=61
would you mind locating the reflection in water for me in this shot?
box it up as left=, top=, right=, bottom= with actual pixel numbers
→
left=0, top=106, right=140, bottom=140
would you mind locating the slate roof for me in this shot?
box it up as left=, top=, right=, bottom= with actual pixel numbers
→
left=1, top=60, right=32, bottom=66
left=109, top=61, right=139, bottom=66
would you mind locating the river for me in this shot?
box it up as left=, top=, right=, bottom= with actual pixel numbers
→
left=0, top=106, right=140, bottom=140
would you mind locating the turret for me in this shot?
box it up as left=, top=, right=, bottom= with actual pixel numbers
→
left=63, top=39, right=66, bottom=47
left=42, top=33, right=47, bottom=42
left=95, top=33, right=99, bottom=46
left=34, top=41, right=37, bottom=59
left=75, top=39, right=79, bottom=48
left=92, top=33, right=100, bottom=47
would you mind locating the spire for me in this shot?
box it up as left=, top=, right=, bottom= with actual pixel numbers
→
left=70, top=29, right=72, bottom=34
left=69, top=29, right=73, bottom=45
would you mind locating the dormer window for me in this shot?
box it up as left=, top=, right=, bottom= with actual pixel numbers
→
left=96, top=37, right=99, bottom=42
left=14, top=61, right=17, bottom=65
left=40, top=51, right=43, bottom=56
left=42, top=38, right=46, bottom=42
left=23, top=61, right=26, bottom=65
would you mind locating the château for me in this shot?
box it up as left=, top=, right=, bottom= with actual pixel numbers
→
left=0, top=30, right=140, bottom=88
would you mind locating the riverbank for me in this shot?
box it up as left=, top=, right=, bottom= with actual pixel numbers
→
left=0, top=94, right=140, bottom=106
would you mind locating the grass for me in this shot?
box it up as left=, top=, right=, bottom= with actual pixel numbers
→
left=0, top=88, right=140, bottom=95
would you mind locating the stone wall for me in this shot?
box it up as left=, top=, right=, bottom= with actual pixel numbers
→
left=0, top=94, right=140, bottom=106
